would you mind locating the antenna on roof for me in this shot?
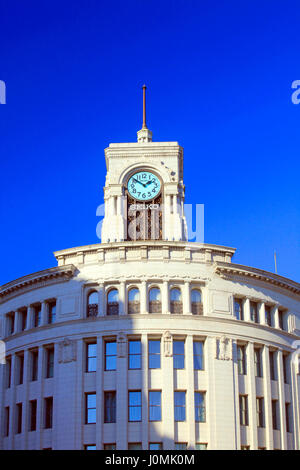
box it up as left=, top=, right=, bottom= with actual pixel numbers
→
left=274, top=250, right=278, bottom=274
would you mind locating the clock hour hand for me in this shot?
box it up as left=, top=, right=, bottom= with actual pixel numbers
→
left=145, top=180, right=153, bottom=187
left=133, top=177, right=145, bottom=187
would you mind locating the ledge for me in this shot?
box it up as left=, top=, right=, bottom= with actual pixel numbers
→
left=0, top=265, right=77, bottom=302
left=53, top=241, right=236, bottom=266
left=215, top=262, right=300, bottom=296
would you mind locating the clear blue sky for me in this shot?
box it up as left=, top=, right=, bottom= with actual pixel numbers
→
left=0, top=0, right=299, bottom=285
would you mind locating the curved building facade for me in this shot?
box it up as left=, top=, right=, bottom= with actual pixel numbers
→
left=1, top=116, right=300, bottom=450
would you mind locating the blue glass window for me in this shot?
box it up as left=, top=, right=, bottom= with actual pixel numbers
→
left=128, top=340, right=141, bottom=369
left=149, top=340, right=161, bottom=369
left=128, top=391, right=142, bottom=422
left=105, top=341, right=117, bottom=371
left=174, top=391, right=186, bottom=421
left=173, top=340, right=185, bottom=369
left=149, top=391, right=161, bottom=421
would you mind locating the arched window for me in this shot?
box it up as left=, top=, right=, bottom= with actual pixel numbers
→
left=107, top=289, right=119, bottom=316
left=170, top=288, right=182, bottom=314
left=128, top=288, right=140, bottom=314
left=149, top=287, right=162, bottom=314
left=87, top=291, right=98, bottom=317
left=191, top=289, right=203, bottom=315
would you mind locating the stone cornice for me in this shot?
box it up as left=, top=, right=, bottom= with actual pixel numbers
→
left=215, top=261, right=300, bottom=296
left=54, top=241, right=236, bottom=266
left=0, top=265, right=77, bottom=303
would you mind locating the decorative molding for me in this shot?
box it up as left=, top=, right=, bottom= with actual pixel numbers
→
left=215, top=335, right=233, bottom=361
left=163, top=330, right=173, bottom=357
left=58, top=337, right=77, bottom=363
left=215, top=262, right=300, bottom=296
left=117, top=331, right=127, bottom=357
left=0, top=265, right=76, bottom=303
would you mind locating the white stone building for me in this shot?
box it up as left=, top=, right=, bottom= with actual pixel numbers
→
left=0, top=107, right=300, bottom=450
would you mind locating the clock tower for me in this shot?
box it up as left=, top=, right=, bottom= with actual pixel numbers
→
left=100, top=86, right=188, bottom=242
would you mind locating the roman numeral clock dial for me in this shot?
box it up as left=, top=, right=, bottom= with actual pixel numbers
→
left=127, top=171, right=161, bottom=201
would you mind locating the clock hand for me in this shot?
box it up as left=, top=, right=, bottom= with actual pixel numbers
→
left=133, top=178, right=145, bottom=187
left=145, top=180, right=153, bottom=187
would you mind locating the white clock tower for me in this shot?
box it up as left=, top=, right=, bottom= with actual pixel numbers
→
left=101, top=86, right=188, bottom=243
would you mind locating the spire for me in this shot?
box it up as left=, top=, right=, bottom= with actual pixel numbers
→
left=137, top=84, right=152, bottom=143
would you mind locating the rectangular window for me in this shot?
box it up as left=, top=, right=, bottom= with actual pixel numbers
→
left=128, top=443, right=142, bottom=450
left=48, top=302, right=56, bottom=324
left=44, top=397, right=53, bottom=429
left=46, top=347, right=54, bottom=378
left=265, top=305, right=272, bottom=326
left=149, top=443, right=163, bottom=450
left=85, top=393, right=96, bottom=424
left=239, top=395, right=248, bottom=426
left=105, top=341, right=117, bottom=371
left=278, top=310, right=284, bottom=330
left=128, top=391, right=142, bottom=422
left=237, top=345, right=247, bottom=375
left=17, top=353, right=24, bottom=385
left=84, top=445, right=96, bottom=450
left=195, top=392, right=206, bottom=422
left=33, top=305, right=41, bottom=327
left=148, top=340, right=161, bottom=369
left=254, top=348, right=263, bottom=377
left=234, top=299, right=244, bottom=320
left=269, top=351, right=277, bottom=381
left=272, top=400, right=279, bottom=430
left=104, top=391, right=116, bottom=423
left=7, top=313, right=14, bottom=335
left=104, top=444, right=116, bottom=450
left=149, top=391, right=161, bottom=421
left=174, top=391, right=186, bottom=422
left=285, top=403, right=291, bottom=433
left=173, top=340, right=185, bottom=369
left=283, top=355, right=289, bottom=384
left=29, top=400, right=37, bottom=432
left=195, top=443, right=207, bottom=450
left=20, top=309, right=27, bottom=331
left=4, top=407, right=9, bottom=437
left=174, top=443, right=187, bottom=450
left=5, top=357, right=11, bottom=388
left=256, top=397, right=265, bottom=428
left=15, top=403, right=22, bottom=434
left=128, top=340, right=141, bottom=370
left=193, top=341, right=204, bottom=370
left=86, top=342, right=97, bottom=372
left=31, top=350, right=38, bottom=381
left=250, top=301, right=259, bottom=323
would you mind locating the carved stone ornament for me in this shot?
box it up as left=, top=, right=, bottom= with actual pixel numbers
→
left=215, top=336, right=232, bottom=361
left=117, top=332, right=127, bottom=358
left=58, top=338, right=77, bottom=363
left=163, top=331, right=173, bottom=357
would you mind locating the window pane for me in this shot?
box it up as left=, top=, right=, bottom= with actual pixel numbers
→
left=129, top=391, right=141, bottom=421
left=195, top=443, right=207, bottom=450
left=149, top=443, right=162, bottom=450
left=128, top=288, right=140, bottom=301
left=128, top=443, right=142, bottom=450
left=105, top=342, right=116, bottom=371
left=173, top=340, right=185, bottom=369
left=149, top=391, right=161, bottom=421
left=149, top=288, right=161, bottom=301
left=193, top=342, right=204, bottom=370
left=88, top=292, right=98, bottom=304
left=191, top=289, right=201, bottom=303
left=149, top=340, right=161, bottom=369
left=108, top=289, right=119, bottom=302
left=175, top=443, right=187, bottom=450
left=170, top=288, right=181, bottom=301
left=174, top=392, right=186, bottom=421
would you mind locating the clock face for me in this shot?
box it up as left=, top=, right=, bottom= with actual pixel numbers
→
left=127, top=171, right=161, bottom=201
